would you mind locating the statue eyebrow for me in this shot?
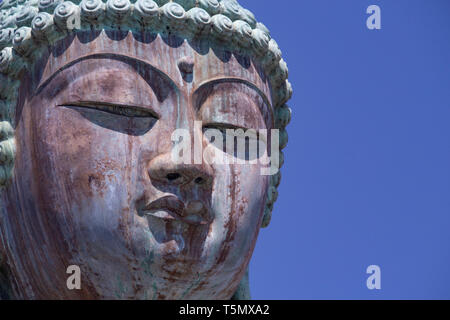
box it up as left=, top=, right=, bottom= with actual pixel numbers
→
left=193, top=77, right=272, bottom=111
left=35, top=53, right=180, bottom=96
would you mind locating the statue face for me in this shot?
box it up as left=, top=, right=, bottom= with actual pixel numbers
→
left=0, top=31, right=273, bottom=299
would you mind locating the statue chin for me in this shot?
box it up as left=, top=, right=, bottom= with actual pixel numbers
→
left=0, top=31, right=272, bottom=300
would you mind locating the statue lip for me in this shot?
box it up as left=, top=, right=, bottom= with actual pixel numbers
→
left=139, top=195, right=212, bottom=226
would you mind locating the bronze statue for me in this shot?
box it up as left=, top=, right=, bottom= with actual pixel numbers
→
left=0, top=0, right=291, bottom=299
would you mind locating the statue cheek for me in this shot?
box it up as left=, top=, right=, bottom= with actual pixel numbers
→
left=23, top=100, right=147, bottom=217
left=206, top=164, right=267, bottom=266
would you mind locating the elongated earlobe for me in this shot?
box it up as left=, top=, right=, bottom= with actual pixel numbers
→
left=231, top=267, right=251, bottom=300
left=0, top=248, right=14, bottom=299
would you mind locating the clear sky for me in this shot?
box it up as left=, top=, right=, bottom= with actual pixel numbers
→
left=245, top=0, right=450, bottom=299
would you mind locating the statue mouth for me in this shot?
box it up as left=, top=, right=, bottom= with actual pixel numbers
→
left=139, top=195, right=213, bottom=226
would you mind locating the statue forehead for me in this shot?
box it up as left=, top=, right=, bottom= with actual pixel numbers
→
left=37, top=31, right=272, bottom=106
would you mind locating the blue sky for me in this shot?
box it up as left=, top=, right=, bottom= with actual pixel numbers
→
left=245, top=0, right=450, bottom=299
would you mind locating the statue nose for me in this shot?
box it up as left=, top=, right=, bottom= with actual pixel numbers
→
left=148, top=153, right=213, bottom=186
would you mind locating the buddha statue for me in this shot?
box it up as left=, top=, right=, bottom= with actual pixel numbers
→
left=0, top=0, right=292, bottom=299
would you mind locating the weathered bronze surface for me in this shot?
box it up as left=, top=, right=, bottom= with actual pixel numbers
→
left=0, top=0, right=292, bottom=300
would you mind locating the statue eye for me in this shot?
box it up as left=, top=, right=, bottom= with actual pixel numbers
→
left=202, top=123, right=266, bottom=161
left=59, top=101, right=159, bottom=119
left=59, top=101, right=159, bottom=136
left=203, top=123, right=262, bottom=140
left=203, top=123, right=247, bottom=134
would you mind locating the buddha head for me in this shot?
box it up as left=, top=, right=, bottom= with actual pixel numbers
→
left=0, top=0, right=291, bottom=299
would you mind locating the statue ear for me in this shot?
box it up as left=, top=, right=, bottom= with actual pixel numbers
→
left=230, top=267, right=251, bottom=300
left=0, top=79, right=20, bottom=188
left=0, top=188, right=14, bottom=298
left=0, top=121, right=15, bottom=187
left=261, top=206, right=272, bottom=228
left=262, top=184, right=278, bottom=228
left=0, top=242, right=14, bottom=299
